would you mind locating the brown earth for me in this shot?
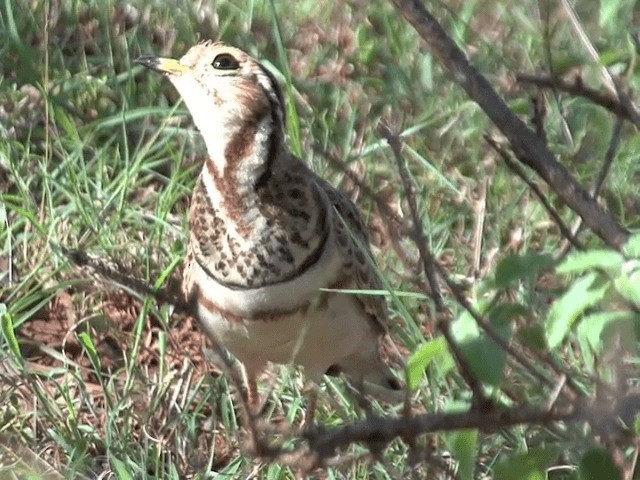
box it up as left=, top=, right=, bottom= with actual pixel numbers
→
left=5, top=275, right=236, bottom=475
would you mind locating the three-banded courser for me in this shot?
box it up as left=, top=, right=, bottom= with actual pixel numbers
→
left=136, top=42, right=400, bottom=407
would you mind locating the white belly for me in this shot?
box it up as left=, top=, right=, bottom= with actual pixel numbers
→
left=197, top=290, right=376, bottom=380
left=192, top=226, right=380, bottom=380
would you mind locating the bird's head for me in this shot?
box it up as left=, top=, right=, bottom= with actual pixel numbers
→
left=135, top=42, right=286, bottom=166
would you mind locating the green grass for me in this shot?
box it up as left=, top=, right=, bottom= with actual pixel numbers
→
left=1, top=0, right=640, bottom=478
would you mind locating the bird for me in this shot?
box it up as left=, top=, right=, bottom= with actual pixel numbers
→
left=135, top=41, right=401, bottom=409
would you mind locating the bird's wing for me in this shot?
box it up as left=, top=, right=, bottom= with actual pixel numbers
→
left=314, top=176, right=389, bottom=333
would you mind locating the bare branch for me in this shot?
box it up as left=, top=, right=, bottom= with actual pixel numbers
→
left=484, top=135, right=583, bottom=250
left=558, top=0, right=616, bottom=97
left=378, top=122, right=493, bottom=408
left=594, top=118, right=624, bottom=198
left=377, top=123, right=443, bottom=312
left=378, top=127, right=562, bottom=400
left=558, top=117, right=624, bottom=256
left=470, top=177, right=488, bottom=276
left=57, top=244, right=268, bottom=451
left=517, top=74, right=640, bottom=129
left=57, top=245, right=191, bottom=314
left=307, top=403, right=575, bottom=450
left=267, top=401, right=579, bottom=470
left=558, top=0, right=640, bottom=129
left=390, top=0, right=629, bottom=249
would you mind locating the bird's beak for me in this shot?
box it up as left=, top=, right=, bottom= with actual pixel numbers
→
left=134, top=55, right=190, bottom=76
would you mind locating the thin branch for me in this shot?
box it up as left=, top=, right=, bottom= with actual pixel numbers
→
left=379, top=122, right=492, bottom=408
left=390, top=0, right=629, bottom=249
left=378, top=123, right=443, bottom=312
left=539, top=0, right=574, bottom=147
left=308, top=403, right=575, bottom=452
left=274, top=401, right=579, bottom=470
left=517, top=74, right=640, bottom=129
left=559, top=0, right=616, bottom=97
left=484, top=135, right=583, bottom=250
left=57, top=244, right=267, bottom=451
left=558, top=0, right=640, bottom=129
left=257, top=380, right=640, bottom=472
left=377, top=125, right=558, bottom=397
left=594, top=118, right=624, bottom=198
left=626, top=445, right=639, bottom=480
left=312, top=144, right=411, bottom=237
left=558, top=117, right=624, bottom=256
left=531, top=89, right=548, bottom=143
left=57, top=245, right=190, bottom=314
left=431, top=259, right=553, bottom=389
left=471, top=177, right=488, bottom=276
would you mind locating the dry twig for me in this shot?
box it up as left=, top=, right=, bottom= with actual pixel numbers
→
left=558, top=117, right=624, bottom=256
left=378, top=122, right=492, bottom=409
left=390, top=0, right=629, bottom=249
left=484, top=135, right=583, bottom=250
left=517, top=74, right=640, bottom=129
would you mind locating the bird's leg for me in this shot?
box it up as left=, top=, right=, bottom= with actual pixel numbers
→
left=237, top=367, right=268, bottom=456
left=302, top=380, right=320, bottom=429
left=243, top=369, right=260, bottom=416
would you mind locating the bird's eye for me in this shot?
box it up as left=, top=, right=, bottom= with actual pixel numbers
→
left=212, top=53, right=240, bottom=70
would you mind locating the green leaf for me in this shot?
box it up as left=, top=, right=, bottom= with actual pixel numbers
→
left=509, top=98, right=531, bottom=115
left=444, top=429, right=477, bottom=480
left=576, top=311, right=638, bottom=368
left=77, top=332, right=102, bottom=373
left=494, top=253, right=554, bottom=288
left=623, top=233, right=640, bottom=258
left=490, top=302, right=529, bottom=323
left=578, top=448, right=621, bottom=480
left=355, top=25, right=376, bottom=64
left=550, top=52, right=589, bottom=75
left=1, top=306, right=23, bottom=365
left=599, top=0, right=624, bottom=28
left=451, top=305, right=512, bottom=386
left=613, top=266, right=640, bottom=304
left=53, top=105, right=80, bottom=143
left=545, top=273, right=609, bottom=349
left=1, top=198, right=47, bottom=237
left=110, top=456, right=135, bottom=480
left=320, top=288, right=428, bottom=299
left=518, top=324, right=547, bottom=353
left=417, top=52, right=433, bottom=90
left=406, top=337, right=451, bottom=390
left=556, top=250, right=624, bottom=276
left=494, top=446, right=559, bottom=480
left=599, top=48, right=628, bottom=67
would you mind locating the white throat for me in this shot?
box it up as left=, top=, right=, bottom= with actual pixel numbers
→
left=170, top=74, right=277, bottom=182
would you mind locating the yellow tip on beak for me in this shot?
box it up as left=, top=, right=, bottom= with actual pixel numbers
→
left=134, top=55, right=190, bottom=75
